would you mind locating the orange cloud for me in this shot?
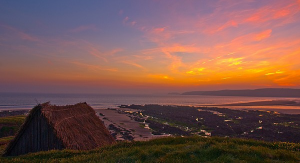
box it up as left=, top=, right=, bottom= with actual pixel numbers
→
left=255, top=29, right=272, bottom=41
left=87, top=45, right=122, bottom=63
left=206, top=20, right=238, bottom=34
left=273, top=9, right=290, bottom=19
left=159, top=44, right=208, bottom=73
left=265, top=70, right=284, bottom=76
left=152, top=27, right=165, bottom=33
left=148, top=74, right=173, bottom=80
left=162, top=44, right=204, bottom=54
left=218, top=57, right=244, bottom=66
left=5, top=1, right=298, bottom=90
left=121, top=61, right=145, bottom=70
left=70, top=61, right=118, bottom=72
left=162, top=49, right=183, bottom=73
left=186, top=67, right=205, bottom=75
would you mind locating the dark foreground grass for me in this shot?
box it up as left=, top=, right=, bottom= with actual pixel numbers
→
left=1, top=136, right=299, bottom=163
left=0, top=115, right=26, bottom=138
left=0, top=115, right=26, bottom=124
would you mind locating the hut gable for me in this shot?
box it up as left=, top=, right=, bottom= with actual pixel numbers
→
left=4, top=102, right=115, bottom=156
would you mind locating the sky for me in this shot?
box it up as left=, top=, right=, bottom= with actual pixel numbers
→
left=1, top=0, right=300, bottom=94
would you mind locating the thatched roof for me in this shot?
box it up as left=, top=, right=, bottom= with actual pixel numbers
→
left=5, top=102, right=115, bottom=153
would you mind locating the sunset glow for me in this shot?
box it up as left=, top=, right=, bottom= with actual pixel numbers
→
left=1, top=0, right=300, bottom=93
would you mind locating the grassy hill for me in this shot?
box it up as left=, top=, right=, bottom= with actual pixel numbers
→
left=0, top=115, right=299, bottom=162
left=0, top=136, right=299, bottom=162
left=0, top=115, right=26, bottom=138
left=0, top=115, right=26, bottom=153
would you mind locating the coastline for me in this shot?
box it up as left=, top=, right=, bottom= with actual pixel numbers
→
left=197, top=99, right=300, bottom=114
left=2, top=99, right=300, bottom=113
left=1, top=103, right=300, bottom=143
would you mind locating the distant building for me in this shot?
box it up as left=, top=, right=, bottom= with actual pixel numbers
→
left=4, top=102, right=115, bottom=156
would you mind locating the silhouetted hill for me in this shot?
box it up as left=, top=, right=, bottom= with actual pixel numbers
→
left=182, top=88, right=300, bottom=97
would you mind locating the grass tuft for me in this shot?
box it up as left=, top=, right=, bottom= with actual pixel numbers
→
left=0, top=136, right=299, bottom=162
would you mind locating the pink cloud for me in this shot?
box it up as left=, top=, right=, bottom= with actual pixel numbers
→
left=131, top=21, right=137, bottom=26
left=204, top=20, right=238, bottom=34
left=123, top=16, right=129, bottom=24
left=196, top=0, right=299, bottom=36
left=273, top=9, right=290, bottom=19
left=122, top=16, right=138, bottom=27
left=140, top=27, right=171, bottom=44
left=88, top=47, right=108, bottom=63
left=255, top=29, right=272, bottom=41
left=109, top=48, right=123, bottom=55
left=217, top=20, right=238, bottom=31
left=119, top=10, right=124, bottom=15
left=69, top=25, right=98, bottom=33
left=0, top=24, right=40, bottom=42
left=19, top=32, right=40, bottom=42
left=244, top=1, right=299, bottom=25
left=152, top=27, right=165, bottom=33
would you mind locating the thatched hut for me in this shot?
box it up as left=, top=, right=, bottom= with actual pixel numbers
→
left=3, top=102, right=115, bottom=156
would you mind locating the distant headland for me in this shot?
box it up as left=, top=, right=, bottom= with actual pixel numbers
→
left=182, top=88, right=300, bottom=97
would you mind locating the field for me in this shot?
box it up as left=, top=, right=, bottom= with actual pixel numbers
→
left=0, top=115, right=26, bottom=153
left=0, top=136, right=299, bottom=162
left=0, top=111, right=299, bottom=162
left=0, top=115, right=26, bottom=138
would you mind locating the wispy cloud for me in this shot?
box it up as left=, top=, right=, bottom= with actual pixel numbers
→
left=255, top=29, right=272, bottom=41
left=121, top=60, right=146, bottom=70
left=148, top=74, right=173, bottom=80
left=265, top=70, right=284, bottom=76
left=88, top=47, right=109, bottom=62
left=2, top=1, right=300, bottom=89
left=70, top=61, right=118, bottom=72
left=119, top=10, right=124, bottom=15
left=0, top=24, right=41, bottom=42
left=244, top=1, right=298, bottom=24
left=123, top=16, right=129, bottom=24
left=69, top=25, right=98, bottom=33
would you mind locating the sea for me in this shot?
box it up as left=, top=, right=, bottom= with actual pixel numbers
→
left=1, top=93, right=300, bottom=114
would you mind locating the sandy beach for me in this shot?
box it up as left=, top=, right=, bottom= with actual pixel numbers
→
left=198, top=100, right=300, bottom=114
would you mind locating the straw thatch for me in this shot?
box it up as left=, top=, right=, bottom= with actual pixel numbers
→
left=4, top=102, right=115, bottom=156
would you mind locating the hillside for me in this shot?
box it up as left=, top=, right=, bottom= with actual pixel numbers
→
left=182, top=88, right=300, bottom=97
left=0, top=114, right=299, bottom=162
left=0, top=136, right=299, bottom=162
left=0, top=115, right=26, bottom=138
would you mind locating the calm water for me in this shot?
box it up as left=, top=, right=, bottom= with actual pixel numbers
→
left=1, top=93, right=300, bottom=114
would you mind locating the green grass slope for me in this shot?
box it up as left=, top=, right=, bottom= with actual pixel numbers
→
left=0, top=115, right=26, bottom=154
left=0, top=115, right=26, bottom=138
left=1, top=136, right=299, bottom=163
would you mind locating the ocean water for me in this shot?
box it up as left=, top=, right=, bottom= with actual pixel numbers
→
left=1, top=93, right=300, bottom=114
